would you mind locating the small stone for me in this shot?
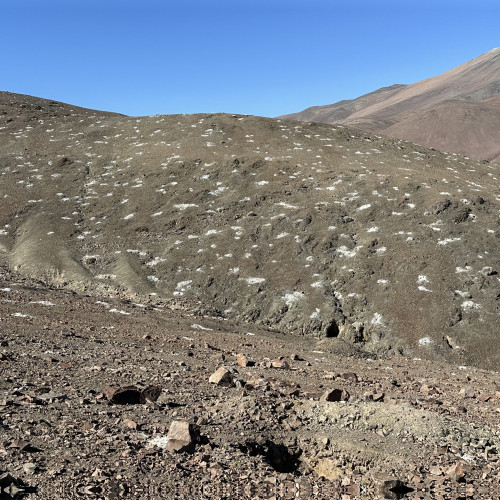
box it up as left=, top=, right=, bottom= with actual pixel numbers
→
left=271, top=359, right=289, bottom=369
left=339, top=372, right=359, bottom=383
left=209, top=367, right=234, bottom=387
left=141, top=385, right=162, bottom=402
left=480, top=266, right=496, bottom=276
left=429, top=465, right=443, bottom=476
left=122, top=418, right=138, bottom=430
left=23, top=463, right=36, bottom=474
left=236, top=354, right=249, bottom=367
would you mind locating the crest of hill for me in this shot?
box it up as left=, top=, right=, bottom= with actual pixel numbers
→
left=1, top=92, right=499, bottom=369
left=280, top=48, right=500, bottom=164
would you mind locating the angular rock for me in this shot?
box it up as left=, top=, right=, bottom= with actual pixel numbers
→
left=105, top=386, right=143, bottom=404
left=165, top=420, right=200, bottom=453
left=236, top=354, right=249, bottom=367
left=104, top=384, right=161, bottom=404
left=209, top=367, right=234, bottom=387
left=445, top=462, right=467, bottom=482
left=141, top=385, right=162, bottom=402
left=320, top=388, right=349, bottom=402
left=122, top=418, right=138, bottom=430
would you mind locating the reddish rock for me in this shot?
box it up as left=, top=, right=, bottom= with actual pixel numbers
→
left=320, top=388, right=349, bottom=402
left=122, top=418, right=138, bottom=430
left=105, top=386, right=143, bottom=405
left=236, top=354, right=249, bottom=367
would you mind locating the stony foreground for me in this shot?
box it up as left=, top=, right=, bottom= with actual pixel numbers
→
left=1, top=265, right=499, bottom=499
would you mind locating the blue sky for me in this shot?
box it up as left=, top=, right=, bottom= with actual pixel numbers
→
left=3, top=0, right=499, bottom=117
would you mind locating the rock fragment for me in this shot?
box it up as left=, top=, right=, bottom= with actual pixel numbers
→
left=104, top=384, right=161, bottom=404
left=320, top=388, right=349, bottom=402
left=209, top=367, right=234, bottom=387
left=271, top=359, right=289, bottom=369
left=236, top=354, right=250, bottom=367
left=445, top=462, right=468, bottom=482
left=165, top=420, right=200, bottom=453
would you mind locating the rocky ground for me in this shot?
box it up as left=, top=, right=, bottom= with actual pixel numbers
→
left=1, top=265, right=499, bottom=499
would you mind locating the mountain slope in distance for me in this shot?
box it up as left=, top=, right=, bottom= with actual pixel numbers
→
left=280, top=48, right=500, bottom=164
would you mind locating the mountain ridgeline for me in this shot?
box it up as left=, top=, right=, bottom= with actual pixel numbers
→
left=281, top=48, right=500, bottom=165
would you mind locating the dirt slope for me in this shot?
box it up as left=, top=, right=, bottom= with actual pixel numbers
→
left=280, top=48, right=500, bottom=163
left=0, top=92, right=500, bottom=371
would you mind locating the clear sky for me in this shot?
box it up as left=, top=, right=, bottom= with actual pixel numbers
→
left=3, top=0, right=499, bottom=117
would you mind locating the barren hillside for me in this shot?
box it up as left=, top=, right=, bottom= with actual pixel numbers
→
left=1, top=91, right=499, bottom=370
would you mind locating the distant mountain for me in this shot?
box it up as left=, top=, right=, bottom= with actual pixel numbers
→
left=280, top=48, right=500, bottom=163
left=1, top=91, right=500, bottom=369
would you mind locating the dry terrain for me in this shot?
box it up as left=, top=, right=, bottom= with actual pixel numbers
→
left=0, top=92, right=499, bottom=498
left=281, top=48, right=500, bottom=164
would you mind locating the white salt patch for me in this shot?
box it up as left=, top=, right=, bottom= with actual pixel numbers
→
left=192, top=324, right=213, bottom=331
left=174, top=204, right=198, bottom=210
left=310, top=308, right=320, bottom=319
left=437, top=237, right=461, bottom=245
left=461, top=300, right=480, bottom=312
left=11, top=312, right=33, bottom=318
left=30, top=300, right=55, bottom=306
left=418, top=286, right=432, bottom=292
left=418, top=337, right=432, bottom=346
left=357, top=204, right=371, bottom=211
left=109, top=309, right=131, bottom=315
left=371, top=313, right=382, bottom=325
left=311, top=281, right=323, bottom=288
left=276, top=202, right=298, bottom=209
left=123, top=213, right=135, bottom=220
left=336, top=246, right=362, bottom=258
left=367, top=226, right=378, bottom=233
left=456, top=266, right=472, bottom=273
left=276, top=232, right=289, bottom=239
left=417, top=275, right=428, bottom=284
left=283, top=291, right=303, bottom=306
left=255, top=180, right=269, bottom=186
left=245, top=277, right=266, bottom=284
left=176, top=280, right=192, bottom=290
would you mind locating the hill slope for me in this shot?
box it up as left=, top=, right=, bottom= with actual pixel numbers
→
left=1, top=91, right=500, bottom=369
left=280, top=48, right=500, bottom=163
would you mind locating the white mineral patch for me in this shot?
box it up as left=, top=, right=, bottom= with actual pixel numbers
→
left=245, top=277, right=266, bottom=284
left=418, top=337, right=433, bottom=346
left=461, top=300, right=480, bottom=312
left=283, top=291, right=303, bottom=306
